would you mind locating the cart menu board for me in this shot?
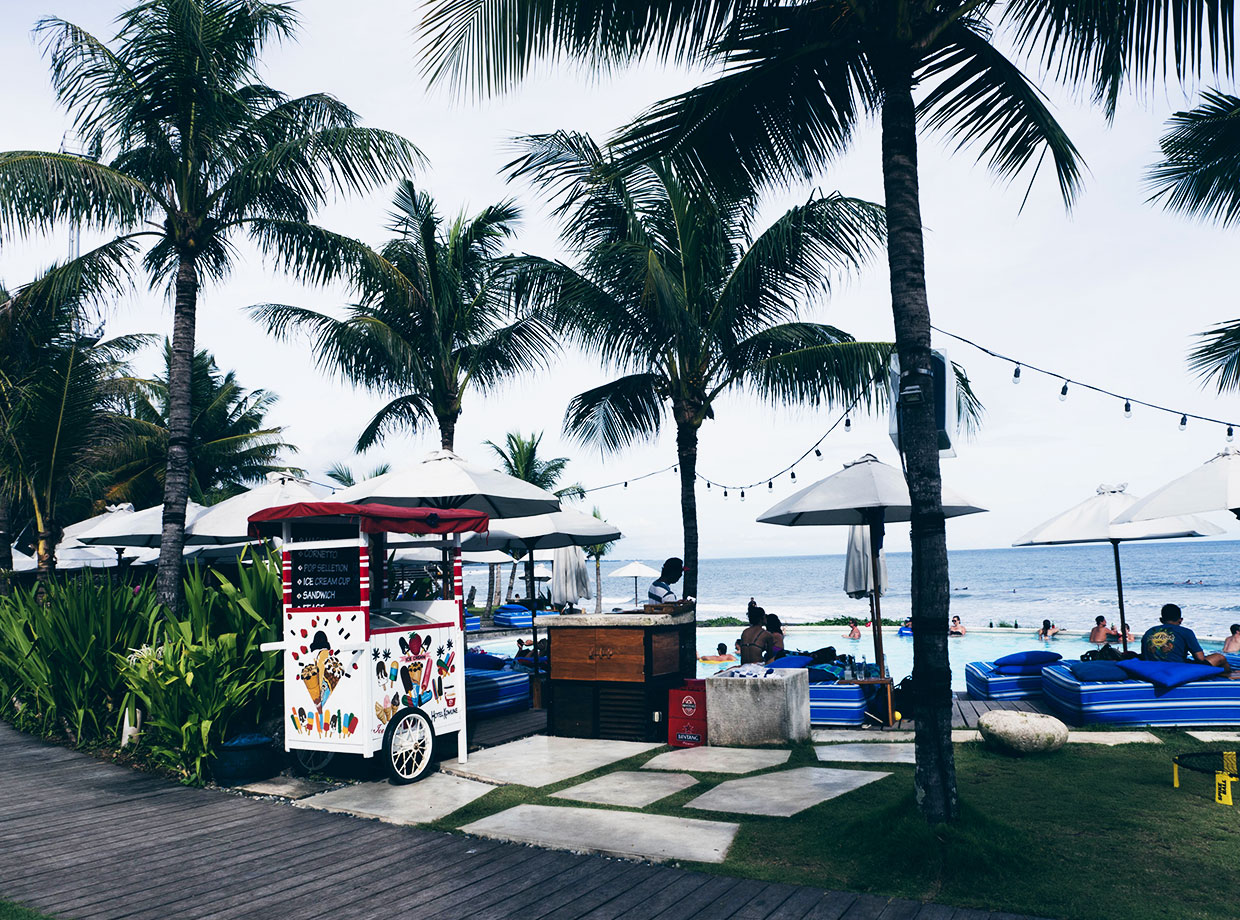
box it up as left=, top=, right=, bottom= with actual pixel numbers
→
left=289, top=546, right=360, bottom=608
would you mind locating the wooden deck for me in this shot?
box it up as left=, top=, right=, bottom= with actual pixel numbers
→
left=0, top=721, right=1054, bottom=920
left=890, top=694, right=1052, bottom=731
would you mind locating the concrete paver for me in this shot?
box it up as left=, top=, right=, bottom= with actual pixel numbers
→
left=462, top=803, right=739, bottom=863
left=552, top=770, right=697, bottom=807
left=1186, top=731, right=1240, bottom=742
left=814, top=743, right=916, bottom=764
left=686, top=766, right=890, bottom=817
left=642, top=746, right=790, bottom=774
left=300, top=772, right=494, bottom=824
left=812, top=729, right=913, bottom=742
left=440, top=735, right=660, bottom=787
left=1066, top=731, right=1161, bottom=745
left=236, top=777, right=331, bottom=799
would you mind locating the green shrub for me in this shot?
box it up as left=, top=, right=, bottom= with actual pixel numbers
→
left=0, top=576, right=159, bottom=744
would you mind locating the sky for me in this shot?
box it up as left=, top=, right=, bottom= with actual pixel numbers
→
left=2, top=1, right=1239, bottom=561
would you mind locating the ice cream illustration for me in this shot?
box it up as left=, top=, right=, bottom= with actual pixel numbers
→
left=300, top=661, right=322, bottom=706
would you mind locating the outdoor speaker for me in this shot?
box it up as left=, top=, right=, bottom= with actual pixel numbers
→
left=888, top=348, right=957, bottom=459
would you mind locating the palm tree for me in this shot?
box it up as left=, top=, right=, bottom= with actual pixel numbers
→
left=505, top=134, right=889, bottom=601
left=1147, top=90, right=1240, bottom=389
left=486, top=430, right=585, bottom=600
left=97, top=343, right=299, bottom=508
left=420, top=0, right=1231, bottom=824
left=324, top=462, right=393, bottom=488
left=584, top=506, right=618, bottom=615
left=0, top=261, right=149, bottom=576
left=252, top=181, right=555, bottom=452
left=0, top=0, right=417, bottom=608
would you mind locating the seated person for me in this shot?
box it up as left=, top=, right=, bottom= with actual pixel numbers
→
left=738, top=606, right=774, bottom=664
left=765, top=613, right=786, bottom=659
left=1038, top=619, right=1060, bottom=640
left=843, top=619, right=861, bottom=639
left=1141, top=604, right=1234, bottom=676
left=1224, top=623, right=1240, bottom=655
left=949, top=616, right=966, bottom=636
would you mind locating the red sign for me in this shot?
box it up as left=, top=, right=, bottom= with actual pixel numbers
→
left=680, top=694, right=697, bottom=717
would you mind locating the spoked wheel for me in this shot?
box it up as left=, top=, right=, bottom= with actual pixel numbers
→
left=382, top=707, right=435, bottom=784
left=291, top=748, right=335, bottom=776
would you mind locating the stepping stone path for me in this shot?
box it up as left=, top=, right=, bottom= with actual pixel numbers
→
left=642, top=746, right=790, bottom=774
left=815, top=743, right=916, bottom=764
left=553, top=770, right=698, bottom=808
left=441, top=735, right=660, bottom=787
left=300, top=772, right=494, bottom=824
left=686, top=767, right=890, bottom=817
left=1066, top=731, right=1161, bottom=745
left=462, top=803, right=739, bottom=863
left=1187, top=731, right=1240, bottom=742
left=812, top=730, right=913, bottom=742
left=236, top=776, right=330, bottom=799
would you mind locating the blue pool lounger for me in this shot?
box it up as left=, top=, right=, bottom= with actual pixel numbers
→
left=809, top=682, right=867, bottom=726
left=1041, top=662, right=1240, bottom=726
left=464, top=668, right=531, bottom=719
left=965, top=661, right=1045, bottom=700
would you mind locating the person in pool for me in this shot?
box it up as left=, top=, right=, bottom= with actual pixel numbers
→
left=1141, top=604, right=1235, bottom=675
left=1038, top=619, right=1060, bottom=640
left=843, top=619, right=861, bottom=639
left=698, top=643, right=736, bottom=663
left=949, top=616, right=966, bottom=636
left=738, top=606, right=774, bottom=664
left=765, top=613, right=786, bottom=659
left=1089, top=615, right=1120, bottom=643
left=1223, top=623, right=1240, bottom=655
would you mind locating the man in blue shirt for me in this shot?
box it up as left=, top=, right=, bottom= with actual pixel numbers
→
left=1142, top=604, right=1233, bottom=675
left=648, top=557, right=683, bottom=604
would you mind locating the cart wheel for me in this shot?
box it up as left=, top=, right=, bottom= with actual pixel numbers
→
left=382, top=707, right=435, bottom=784
left=291, top=748, right=335, bottom=776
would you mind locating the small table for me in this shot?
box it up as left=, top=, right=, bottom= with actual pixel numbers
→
left=837, top=678, right=895, bottom=726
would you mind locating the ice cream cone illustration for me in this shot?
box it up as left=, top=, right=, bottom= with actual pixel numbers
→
left=300, top=662, right=322, bottom=706
left=323, top=655, right=344, bottom=693
left=409, top=658, right=425, bottom=690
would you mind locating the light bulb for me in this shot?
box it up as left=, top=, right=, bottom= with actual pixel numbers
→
left=814, top=449, right=823, bottom=461
left=623, top=481, right=628, bottom=488
left=723, top=489, right=728, bottom=499
left=1228, top=426, right=1235, bottom=443
left=1012, top=364, right=1022, bottom=384
left=1179, top=414, right=1188, bottom=431
left=1123, top=400, right=1132, bottom=418
left=1059, top=381, right=1069, bottom=401
left=673, top=466, right=677, bottom=473
left=767, top=480, right=773, bottom=490
left=790, top=471, right=797, bottom=481
left=706, top=481, right=711, bottom=490
left=740, top=490, right=746, bottom=502
left=844, top=416, right=852, bottom=433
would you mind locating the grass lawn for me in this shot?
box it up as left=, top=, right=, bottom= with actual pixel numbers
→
left=430, top=731, right=1239, bottom=920
left=0, top=901, right=51, bottom=920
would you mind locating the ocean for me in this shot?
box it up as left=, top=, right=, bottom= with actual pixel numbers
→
left=464, top=539, right=1240, bottom=640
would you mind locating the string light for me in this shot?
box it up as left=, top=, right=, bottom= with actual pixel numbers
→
left=844, top=416, right=851, bottom=433
left=1012, top=364, right=1022, bottom=384
left=723, top=489, right=728, bottom=499
left=790, top=471, right=797, bottom=481
left=740, top=490, right=746, bottom=502
left=1123, top=400, right=1132, bottom=418
left=1228, top=426, right=1235, bottom=443
left=623, top=481, right=628, bottom=488
left=814, top=449, right=823, bottom=461
left=1059, top=381, right=1069, bottom=401
left=1179, top=414, right=1188, bottom=431
left=768, top=480, right=773, bottom=490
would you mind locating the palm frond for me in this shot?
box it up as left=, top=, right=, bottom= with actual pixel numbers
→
left=563, top=373, right=668, bottom=454
left=1147, top=89, right=1240, bottom=225
left=0, top=152, right=155, bottom=237
left=733, top=328, right=891, bottom=411
left=952, top=361, right=985, bottom=437
left=243, top=219, right=410, bottom=296
left=1189, top=319, right=1240, bottom=393
left=355, top=394, right=437, bottom=452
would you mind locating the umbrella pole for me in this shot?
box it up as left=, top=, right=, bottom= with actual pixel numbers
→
left=633, top=576, right=639, bottom=607
left=868, top=517, right=887, bottom=681
left=1111, top=540, right=1129, bottom=653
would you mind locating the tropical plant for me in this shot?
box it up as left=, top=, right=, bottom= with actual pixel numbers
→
left=252, top=180, right=555, bottom=452
left=0, top=260, right=149, bottom=574
left=504, top=134, right=889, bottom=601
left=97, top=342, right=299, bottom=508
left=420, top=0, right=1234, bottom=824
left=1147, top=90, right=1240, bottom=390
left=584, top=506, right=618, bottom=615
left=324, top=461, right=392, bottom=488
left=0, top=0, right=418, bottom=608
left=0, top=576, right=161, bottom=744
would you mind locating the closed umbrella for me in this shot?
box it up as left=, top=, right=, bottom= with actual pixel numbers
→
left=758, top=454, right=985, bottom=682
left=844, top=523, right=887, bottom=599
left=184, top=472, right=324, bottom=544
left=1113, top=448, right=1240, bottom=523
left=1013, top=483, right=1223, bottom=651
left=550, top=546, right=591, bottom=606
left=334, top=449, right=562, bottom=519
left=608, top=561, right=661, bottom=606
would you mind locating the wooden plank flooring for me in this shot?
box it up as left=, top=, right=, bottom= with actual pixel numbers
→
left=0, top=721, right=1053, bottom=920
left=892, top=694, right=1052, bottom=731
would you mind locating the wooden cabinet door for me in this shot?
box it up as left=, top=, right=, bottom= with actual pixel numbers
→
left=550, top=629, right=598, bottom=681
left=594, top=628, right=645, bottom=682
left=651, top=631, right=680, bottom=676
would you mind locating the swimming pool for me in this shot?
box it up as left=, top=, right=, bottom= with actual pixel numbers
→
left=474, top=626, right=1226, bottom=692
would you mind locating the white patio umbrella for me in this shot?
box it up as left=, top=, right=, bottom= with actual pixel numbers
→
left=1113, top=448, right=1240, bottom=523
left=608, top=561, right=660, bottom=606
left=9, top=548, right=35, bottom=573
left=184, top=472, right=324, bottom=544
left=79, top=501, right=209, bottom=548
left=61, top=504, right=135, bottom=542
left=550, top=546, right=591, bottom=606
left=1013, top=483, right=1224, bottom=651
left=333, top=449, right=562, bottom=519
left=758, top=454, right=985, bottom=680
left=844, top=523, right=888, bottom=599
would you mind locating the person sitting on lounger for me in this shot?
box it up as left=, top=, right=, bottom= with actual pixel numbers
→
left=765, top=613, right=786, bottom=659
left=739, top=606, right=774, bottom=664
left=1224, top=623, right=1240, bottom=655
left=1141, top=604, right=1235, bottom=676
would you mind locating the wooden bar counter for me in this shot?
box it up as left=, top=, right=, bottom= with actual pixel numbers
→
left=540, top=605, right=696, bottom=742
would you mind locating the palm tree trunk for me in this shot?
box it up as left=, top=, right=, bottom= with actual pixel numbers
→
left=675, top=420, right=699, bottom=679
left=155, top=256, right=199, bottom=612
left=486, top=563, right=496, bottom=614
left=881, top=76, right=957, bottom=825
left=0, top=492, right=11, bottom=595
left=438, top=410, right=458, bottom=451
left=506, top=559, right=518, bottom=602
left=594, top=555, right=602, bottom=615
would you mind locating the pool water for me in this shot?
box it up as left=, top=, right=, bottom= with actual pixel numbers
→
left=474, top=627, right=1227, bottom=692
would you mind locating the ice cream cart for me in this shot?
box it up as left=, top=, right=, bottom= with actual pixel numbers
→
left=247, top=501, right=489, bottom=783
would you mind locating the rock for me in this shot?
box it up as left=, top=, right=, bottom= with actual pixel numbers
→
left=977, top=710, right=1068, bottom=755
